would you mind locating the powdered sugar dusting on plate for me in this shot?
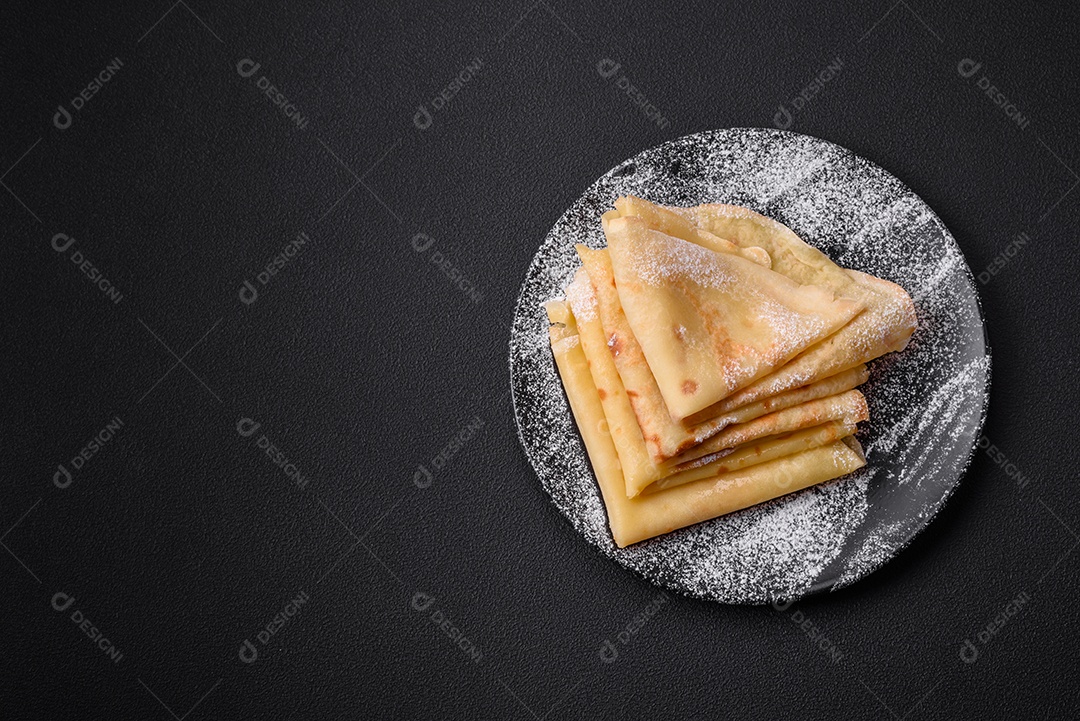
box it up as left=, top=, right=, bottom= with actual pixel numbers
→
left=509, top=128, right=990, bottom=604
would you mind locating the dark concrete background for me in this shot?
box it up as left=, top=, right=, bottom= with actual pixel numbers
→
left=3, top=0, right=1078, bottom=718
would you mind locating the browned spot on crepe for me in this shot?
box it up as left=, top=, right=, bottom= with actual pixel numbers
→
left=682, top=379, right=698, bottom=395
left=673, top=437, right=699, bottom=456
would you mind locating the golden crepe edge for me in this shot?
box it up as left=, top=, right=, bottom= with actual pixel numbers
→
left=546, top=301, right=867, bottom=548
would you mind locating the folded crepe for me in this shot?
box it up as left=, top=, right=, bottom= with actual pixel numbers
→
left=646, top=419, right=857, bottom=493
left=635, top=389, right=866, bottom=495
left=564, top=267, right=661, bottom=495
left=611, top=196, right=772, bottom=268
left=604, top=214, right=864, bottom=420
left=535, top=198, right=917, bottom=547
left=577, top=244, right=868, bottom=479
left=640, top=201, right=918, bottom=423
left=666, top=388, right=869, bottom=468
left=566, top=265, right=868, bottom=498
left=546, top=301, right=867, bottom=548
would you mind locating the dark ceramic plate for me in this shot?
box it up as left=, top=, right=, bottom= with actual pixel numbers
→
left=509, top=129, right=990, bottom=605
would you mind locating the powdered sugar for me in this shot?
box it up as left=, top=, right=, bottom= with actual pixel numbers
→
left=563, top=271, right=597, bottom=323
left=509, top=128, right=990, bottom=604
left=626, top=229, right=736, bottom=287
left=621, top=229, right=842, bottom=386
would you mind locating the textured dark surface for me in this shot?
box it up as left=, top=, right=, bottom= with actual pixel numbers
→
left=2, top=1, right=1078, bottom=719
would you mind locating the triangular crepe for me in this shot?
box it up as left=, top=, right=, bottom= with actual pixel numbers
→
left=605, top=215, right=864, bottom=420
left=649, top=201, right=917, bottom=423
left=612, top=196, right=772, bottom=268
left=578, top=244, right=868, bottom=472
left=546, top=302, right=866, bottom=548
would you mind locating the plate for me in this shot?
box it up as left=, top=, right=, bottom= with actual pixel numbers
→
left=509, top=128, right=990, bottom=604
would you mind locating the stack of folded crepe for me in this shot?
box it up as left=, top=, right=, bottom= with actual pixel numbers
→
left=546, top=196, right=917, bottom=547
